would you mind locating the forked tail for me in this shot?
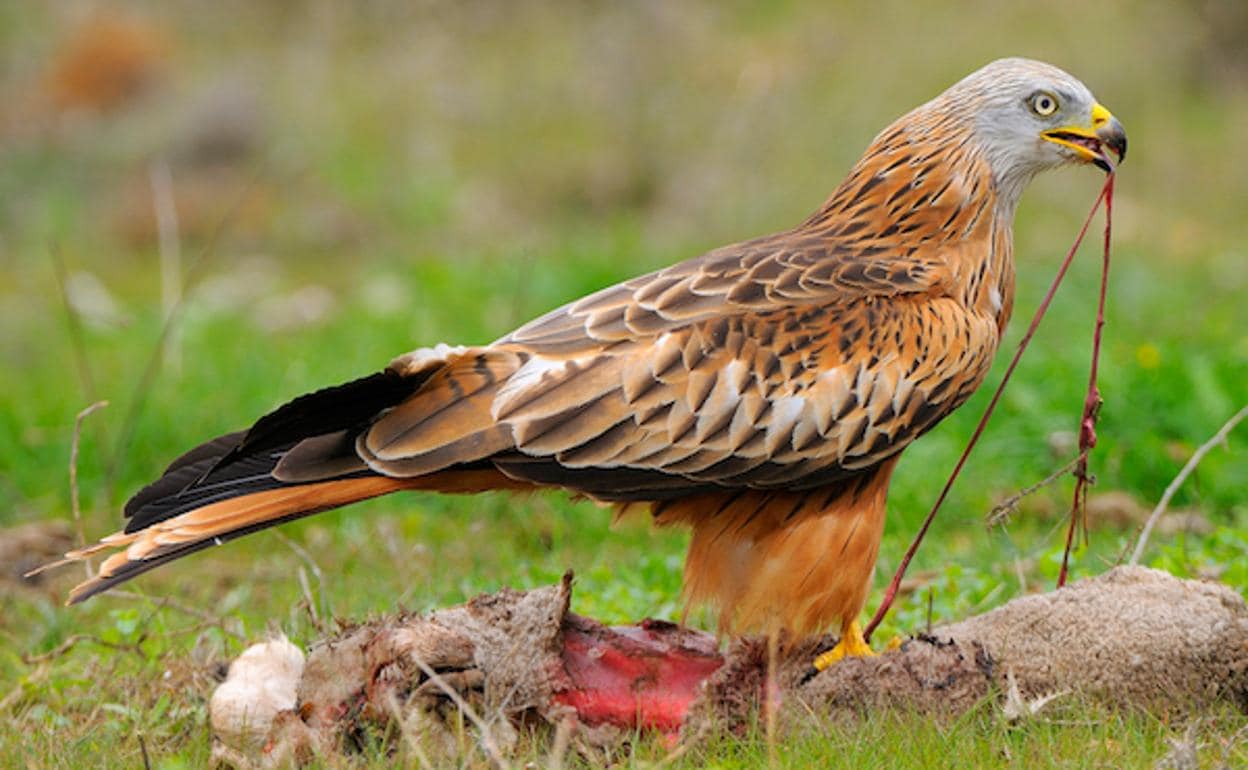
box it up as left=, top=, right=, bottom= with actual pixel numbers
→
left=46, top=370, right=428, bottom=603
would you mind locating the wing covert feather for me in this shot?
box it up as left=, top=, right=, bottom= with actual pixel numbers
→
left=490, top=289, right=997, bottom=491
left=498, top=233, right=950, bottom=356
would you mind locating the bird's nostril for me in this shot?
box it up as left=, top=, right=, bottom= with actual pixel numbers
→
left=1090, top=103, right=1114, bottom=131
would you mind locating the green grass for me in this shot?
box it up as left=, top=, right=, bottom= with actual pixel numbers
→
left=2, top=1, right=1247, bottom=767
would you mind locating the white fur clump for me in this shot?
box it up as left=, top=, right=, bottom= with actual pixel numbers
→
left=210, top=635, right=305, bottom=763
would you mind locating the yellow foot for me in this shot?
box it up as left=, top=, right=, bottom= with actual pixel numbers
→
left=812, top=620, right=875, bottom=672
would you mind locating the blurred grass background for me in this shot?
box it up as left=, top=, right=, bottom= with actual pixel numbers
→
left=2, top=1, right=1246, bottom=767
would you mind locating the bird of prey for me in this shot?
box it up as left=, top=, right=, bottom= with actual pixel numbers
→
left=56, top=58, right=1125, bottom=667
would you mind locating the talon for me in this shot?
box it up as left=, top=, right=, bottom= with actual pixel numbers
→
left=811, top=620, right=875, bottom=672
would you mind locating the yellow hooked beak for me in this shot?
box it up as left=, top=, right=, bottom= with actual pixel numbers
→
left=1041, top=102, right=1128, bottom=172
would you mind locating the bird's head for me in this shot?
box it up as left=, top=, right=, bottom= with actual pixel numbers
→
left=931, top=58, right=1127, bottom=200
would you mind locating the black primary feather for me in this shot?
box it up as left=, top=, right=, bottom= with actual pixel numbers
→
left=123, top=368, right=429, bottom=533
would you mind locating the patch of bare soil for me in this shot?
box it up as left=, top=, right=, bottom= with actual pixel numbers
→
left=0, top=521, right=74, bottom=590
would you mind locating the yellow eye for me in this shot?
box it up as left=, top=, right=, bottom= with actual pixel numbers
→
left=1030, top=92, right=1059, bottom=117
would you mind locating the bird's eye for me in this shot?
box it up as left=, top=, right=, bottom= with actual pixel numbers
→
left=1029, top=91, right=1059, bottom=117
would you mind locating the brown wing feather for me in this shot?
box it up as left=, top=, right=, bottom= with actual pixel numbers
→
left=358, top=349, right=521, bottom=475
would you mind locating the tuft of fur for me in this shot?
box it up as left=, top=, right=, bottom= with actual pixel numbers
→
left=210, top=635, right=305, bottom=767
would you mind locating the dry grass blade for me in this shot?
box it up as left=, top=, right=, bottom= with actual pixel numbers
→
left=383, top=691, right=435, bottom=770
left=545, top=714, right=575, bottom=770
left=765, top=632, right=778, bottom=770
left=649, top=740, right=692, bottom=768
left=107, top=589, right=243, bottom=639
left=69, top=401, right=109, bottom=576
left=149, top=159, right=182, bottom=374
left=49, top=243, right=99, bottom=402
left=406, top=654, right=508, bottom=770
left=22, top=633, right=142, bottom=665
left=106, top=165, right=268, bottom=490
left=986, top=456, right=1081, bottom=528
left=273, top=530, right=333, bottom=631
left=22, top=401, right=109, bottom=582
left=1130, top=403, right=1248, bottom=564
left=137, top=733, right=152, bottom=770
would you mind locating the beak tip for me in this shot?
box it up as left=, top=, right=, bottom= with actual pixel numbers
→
left=1099, top=116, right=1128, bottom=167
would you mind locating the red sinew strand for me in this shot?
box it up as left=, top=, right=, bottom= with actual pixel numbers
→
left=1057, top=173, right=1114, bottom=587
left=864, top=174, right=1116, bottom=642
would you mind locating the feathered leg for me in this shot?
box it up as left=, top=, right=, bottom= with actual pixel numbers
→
left=655, top=456, right=899, bottom=643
